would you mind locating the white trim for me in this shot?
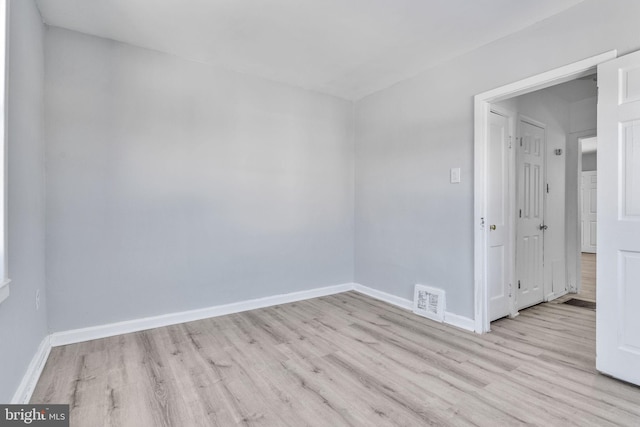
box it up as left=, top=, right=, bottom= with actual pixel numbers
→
left=570, top=130, right=596, bottom=292
left=443, top=312, right=476, bottom=332
left=51, top=282, right=476, bottom=347
left=545, top=289, right=569, bottom=302
left=353, top=283, right=475, bottom=332
left=17, top=282, right=477, bottom=402
left=474, top=50, right=617, bottom=333
left=50, top=283, right=354, bottom=346
left=0, top=278, right=9, bottom=304
left=11, top=335, right=52, bottom=404
left=353, top=283, right=412, bottom=310
left=477, top=51, right=616, bottom=103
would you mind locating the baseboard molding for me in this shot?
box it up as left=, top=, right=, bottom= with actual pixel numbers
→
left=0, top=279, right=10, bottom=305
left=353, top=283, right=475, bottom=332
left=23, top=281, right=476, bottom=404
left=50, top=282, right=476, bottom=348
left=545, top=289, right=569, bottom=302
left=50, top=283, right=354, bottom=347
left=352, top=283, right=413, bottom=310
left=443, top=311, right=475, bottom=332
left=11, top=335, right=52, bottom=404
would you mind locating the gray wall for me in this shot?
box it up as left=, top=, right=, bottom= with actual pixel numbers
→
left=354, top=0, right=640, bottom=318
left=570, top=96, right=597, bottom=133
left=0, top=0, right=48, bottom=402
left=45, top=28, right=354, bottom=332
left=582, top=152, right=597, bottom=171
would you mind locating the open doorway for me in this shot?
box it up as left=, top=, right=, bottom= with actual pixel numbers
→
left=476, top=48, right=640, bottom=386
left=486, top=74, right=598, bottom=322
left=473, top=51, right=615, bottom=333
left=574, top=136, right=597, bottom=304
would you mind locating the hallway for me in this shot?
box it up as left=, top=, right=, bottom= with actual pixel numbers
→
left=577, top=253, right=596, bottom=302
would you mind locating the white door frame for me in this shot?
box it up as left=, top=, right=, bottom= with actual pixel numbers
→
left=473, top=50, right=616, bottom=333
left=567, top=130, right=597, bottom=293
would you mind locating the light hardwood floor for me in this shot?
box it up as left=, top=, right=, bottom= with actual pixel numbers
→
left=32, top=291, right=640, bottom=426
left=578, top=252, right=596, bottom=302
left=555, top=253, right=596, bottom=305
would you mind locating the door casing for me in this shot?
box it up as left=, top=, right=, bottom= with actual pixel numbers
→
left=474, top=50, right=616, bottom=333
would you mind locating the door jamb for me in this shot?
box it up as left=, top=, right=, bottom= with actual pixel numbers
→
left=577, top=133, right=597, bottom=292
left=566, top=130, right=596, bottom=294
left=473, top=50, right=616, bottom=333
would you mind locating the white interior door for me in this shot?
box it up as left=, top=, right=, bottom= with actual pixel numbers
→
left=488, top=110, right=511, bottom=321
left=516, top=118, right=546, bottom=310
left=581, top=171, right=597, bottom=253
left=597, top=50, right=640, bottom=386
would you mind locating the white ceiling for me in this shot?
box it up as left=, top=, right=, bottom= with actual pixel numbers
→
left=35, top=0, right=585, bottom=100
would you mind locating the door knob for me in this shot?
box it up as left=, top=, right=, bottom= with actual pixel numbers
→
left=490, top=225, right=497, bottom=230
left=539, top=224, right=548, bottom=230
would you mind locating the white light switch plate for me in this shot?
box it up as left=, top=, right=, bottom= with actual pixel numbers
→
left=450, top=168, right=461, bottom=183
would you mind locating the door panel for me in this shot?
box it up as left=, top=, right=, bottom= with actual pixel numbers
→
left=622, top=122, right=640, bottom=216
left=516, top=119, right=545, bottom=310
left=581, top=171, right=597, bottom=253
left=597, top=50, right=640, bottom=386
left=488, top=111, right=511, bottom=321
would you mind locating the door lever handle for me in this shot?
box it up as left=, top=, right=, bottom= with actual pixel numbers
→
left=490, top=225, right=496, bottom=231
left=539, top=224, right=548, bottom=231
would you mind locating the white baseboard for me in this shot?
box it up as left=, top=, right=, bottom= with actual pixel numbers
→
left=21, top=281, right=476, bottom=405
left=353, top=283, right=475, bottom=332
left=443, top=311, right=475, bottom=332
left=353, top=283, right=413, bottom=310
left=11, top=335, right=52, bottom=404
left=50, top=282, right=475, bottom=348
left=50, top=283, right=354, bottom=347
left=0, top=279, right=10, bottom=305
left=545, top=289, right=569, bottom=302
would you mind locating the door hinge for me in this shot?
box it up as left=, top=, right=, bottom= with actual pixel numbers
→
left=519, top=209, right=522, bottom=218
left=547, top=183, right=550, bottom=193
left=508, top=283, right=512, bottom=298
left=518, top=280, right=521, bottom=289
left=509, top=136, right=512, bottom=149
left=519, top=137, right=523, bottom=147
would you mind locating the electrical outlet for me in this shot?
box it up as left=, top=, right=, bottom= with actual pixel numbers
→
left=35, top=289, right=40, bottom=311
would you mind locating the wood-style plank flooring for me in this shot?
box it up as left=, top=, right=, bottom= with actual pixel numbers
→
left=556, top=253, right=596, bottom=304
left=32, top=291, right=640, bottom=426
left=578, top=252, right=596, bottom=302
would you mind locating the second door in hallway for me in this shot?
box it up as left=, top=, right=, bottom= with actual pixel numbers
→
left=516, top=118, right=546, bottom=310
